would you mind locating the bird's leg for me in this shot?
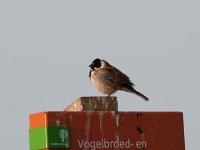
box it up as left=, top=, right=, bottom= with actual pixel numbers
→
left=107, top=94, right=111, bottom=97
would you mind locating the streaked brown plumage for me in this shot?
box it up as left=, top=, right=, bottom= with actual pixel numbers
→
left=89, top=58, right=149, bottom=101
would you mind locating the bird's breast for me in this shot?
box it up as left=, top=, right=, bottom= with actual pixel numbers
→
left=90, top=70, right=116, bottom=95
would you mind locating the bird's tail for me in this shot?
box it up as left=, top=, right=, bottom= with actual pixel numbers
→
left=121, top=84, right=149, bottom=101
left=132, top=88, right=149, bottom=101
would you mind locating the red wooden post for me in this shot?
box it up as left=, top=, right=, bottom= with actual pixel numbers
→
left=29, top=97, right=185, bottom=150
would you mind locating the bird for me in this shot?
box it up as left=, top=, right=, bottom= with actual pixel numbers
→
left=88, top=58, right=149, bottom=101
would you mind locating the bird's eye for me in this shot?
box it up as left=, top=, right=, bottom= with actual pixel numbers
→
left=95, top=61, right=101, bottom=68
left=90, top=58, right=101, bottom=68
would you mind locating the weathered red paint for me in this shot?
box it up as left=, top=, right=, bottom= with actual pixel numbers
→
left=30, top=111, right=185, bottom=150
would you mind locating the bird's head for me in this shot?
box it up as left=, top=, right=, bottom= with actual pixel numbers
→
left=89, top=58, right=102, bottom=69
left=89, top=58, right=111, bottom=70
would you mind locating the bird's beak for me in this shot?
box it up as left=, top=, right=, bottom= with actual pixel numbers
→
left=89, top=64, right=93, bottom=68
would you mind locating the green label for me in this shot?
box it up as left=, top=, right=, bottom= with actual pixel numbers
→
left=48, top=126, right=70, bottom=148
left=29, top=125, right=70, bottom=150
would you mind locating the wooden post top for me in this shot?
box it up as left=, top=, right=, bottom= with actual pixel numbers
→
left=64, top=96, right=118, bottom=111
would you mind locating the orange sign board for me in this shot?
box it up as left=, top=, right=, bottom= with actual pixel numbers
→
left=29, top=111, right=185, bottom=150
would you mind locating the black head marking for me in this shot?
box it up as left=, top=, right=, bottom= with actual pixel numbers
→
left=89, top=58, right=101, bottom=69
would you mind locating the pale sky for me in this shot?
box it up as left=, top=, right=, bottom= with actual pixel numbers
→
left=0, top=0, right=199, bottom=149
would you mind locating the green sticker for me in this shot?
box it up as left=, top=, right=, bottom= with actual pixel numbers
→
left=29, top=125, right=70, bottom=150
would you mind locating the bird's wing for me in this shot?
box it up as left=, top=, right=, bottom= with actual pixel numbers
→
left=96, top=67, right=134, bottom=88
